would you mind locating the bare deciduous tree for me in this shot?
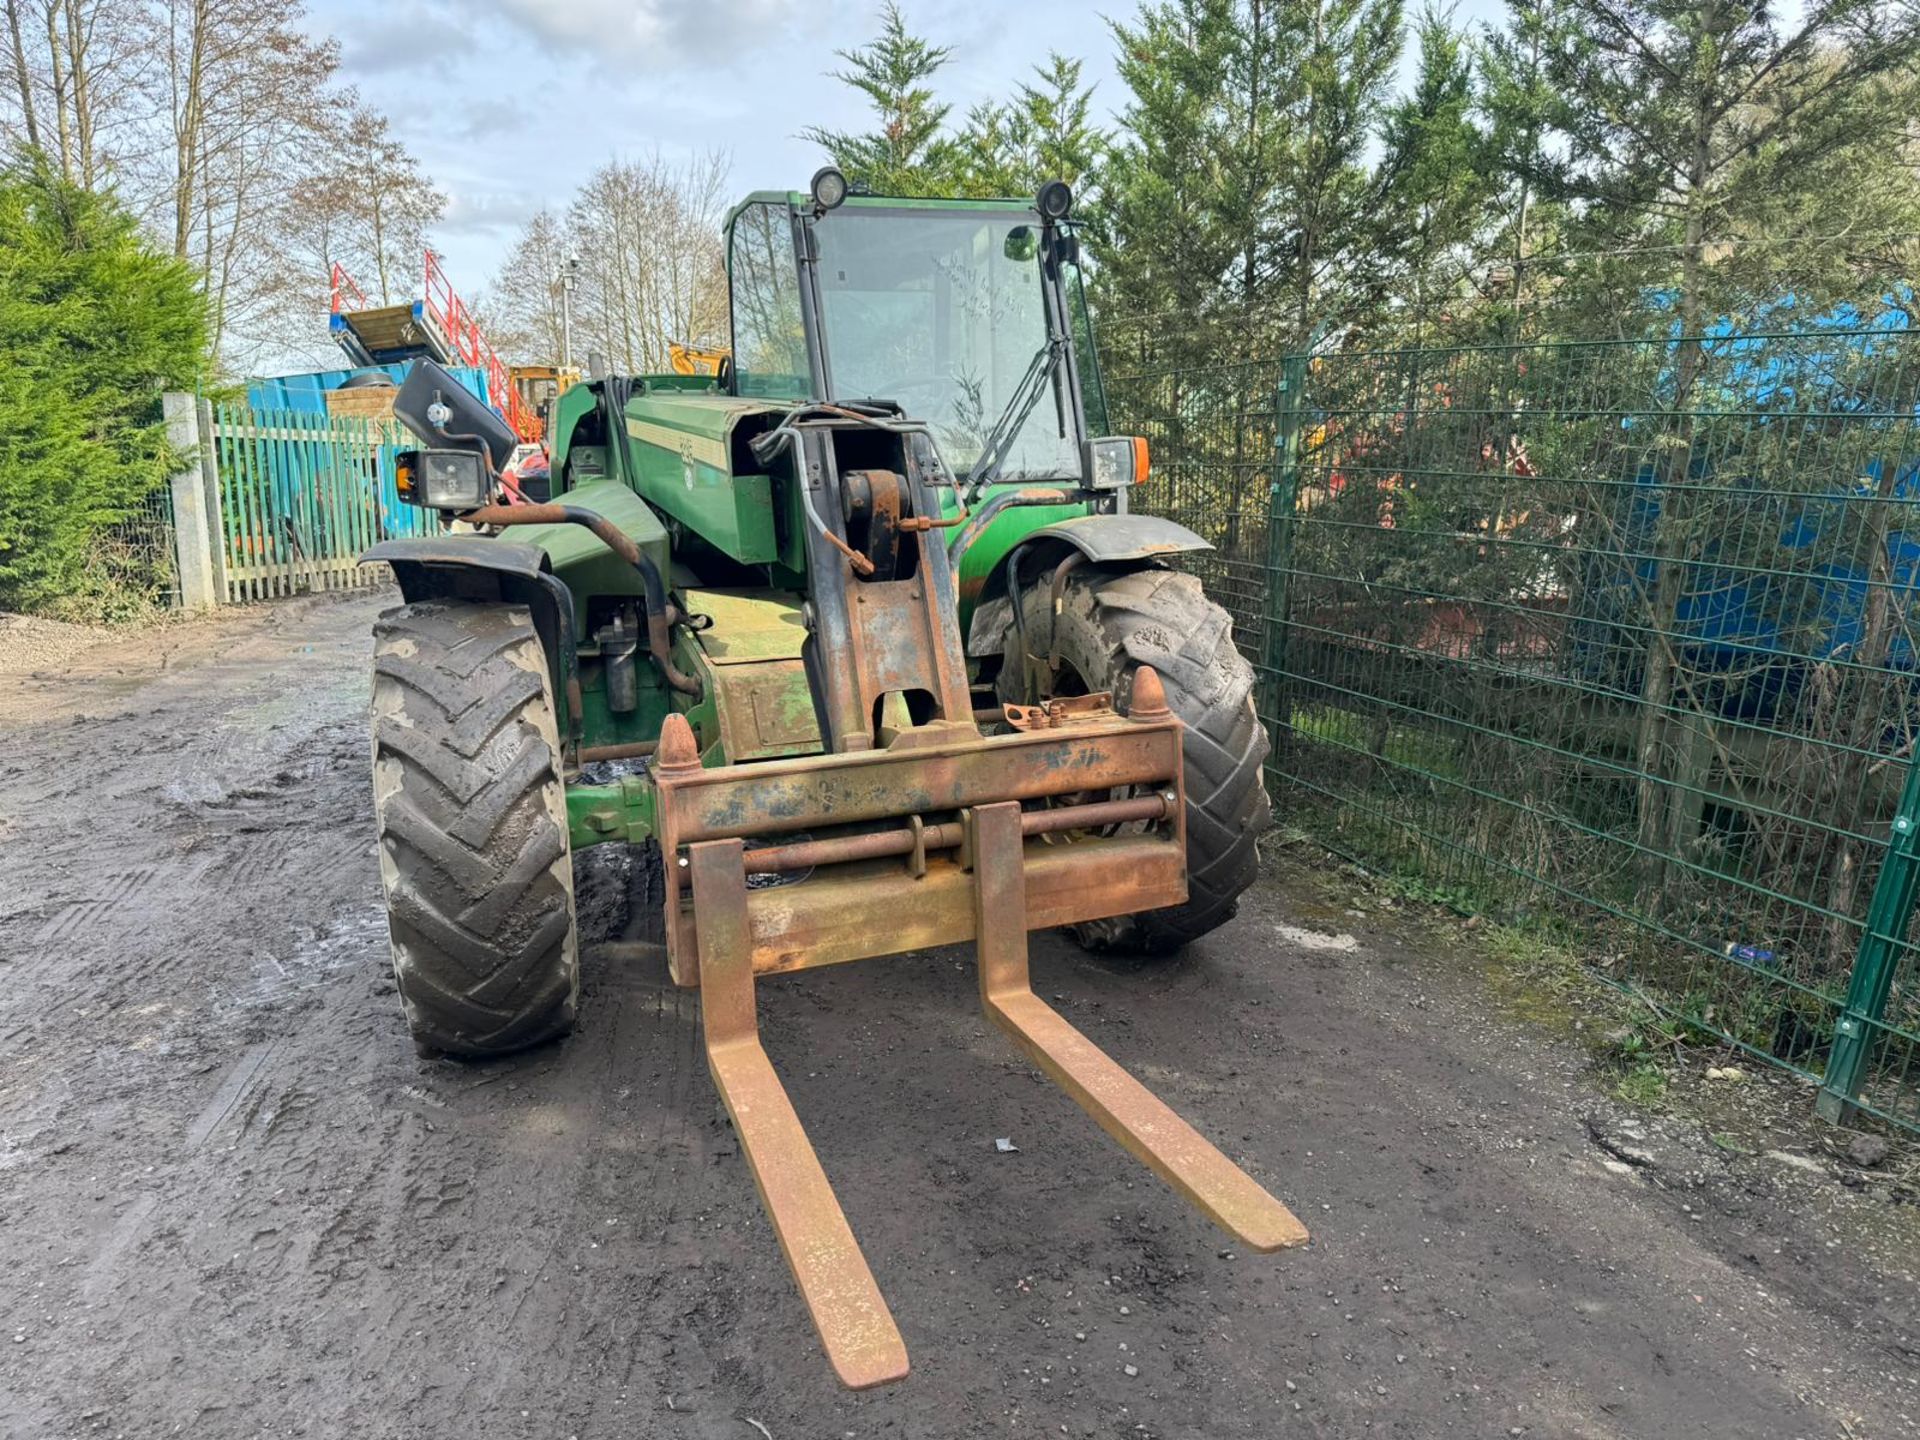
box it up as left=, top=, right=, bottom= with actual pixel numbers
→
left=336, top=104, right=442, bottom=305
left=1, top=0, right=151, bottom=188
left=0, top=0, right=447, bottom=374
left=488, top=150, right=730, bottom=373
left=483, top=208, right=571, bottom=364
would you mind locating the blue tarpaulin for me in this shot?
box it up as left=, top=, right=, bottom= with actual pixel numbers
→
left=1571, top=295, right=1920, bottom=719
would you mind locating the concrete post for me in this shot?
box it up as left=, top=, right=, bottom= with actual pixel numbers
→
left=195, top=396, right=228, bottom=604
left=163, top=392, right=219, bottom=611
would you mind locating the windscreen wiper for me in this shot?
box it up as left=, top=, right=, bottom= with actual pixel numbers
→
left=963, top=336, right=1067, bottom=501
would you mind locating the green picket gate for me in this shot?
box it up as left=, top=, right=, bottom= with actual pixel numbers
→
left=209, top=405, right=435, bottom=602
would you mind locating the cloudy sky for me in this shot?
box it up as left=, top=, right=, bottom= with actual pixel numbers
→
left=309, top=0, right=1509, bottom=300
left=307, top=1, right=1128, bottom=293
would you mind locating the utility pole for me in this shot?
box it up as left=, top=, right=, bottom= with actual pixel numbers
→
left=558, top=254, right=580, bottom=368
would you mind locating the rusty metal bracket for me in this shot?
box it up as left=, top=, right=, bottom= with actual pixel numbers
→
left=1002, top=691, right=1118, bottom=731
left=969, top=801, right=1312, bottom=1254
left=907, top=814, right=928, bottom=878
left=687, top=838, right=910, bottom=1390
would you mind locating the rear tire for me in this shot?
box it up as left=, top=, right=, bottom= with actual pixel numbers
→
left=1000, top=566, right=1270, bottom=955
left=371, top=600, right=579, bottom=1056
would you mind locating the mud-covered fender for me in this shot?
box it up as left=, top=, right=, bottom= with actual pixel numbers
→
left=363, top=536, right=549, bottom=594
left=361, top=537, right=578, bottom=725
left=964, top=514, right=1212, bottom=658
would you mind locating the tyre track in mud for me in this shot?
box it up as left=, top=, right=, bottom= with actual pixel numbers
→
left=1, top=589, right=1915, bottom=1440
left=0, top=594, right=769, bottom=1439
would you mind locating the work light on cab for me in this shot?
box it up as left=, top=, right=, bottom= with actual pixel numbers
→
left=810, top=166, right=848, bottom=212
left=1085, top=435, right=1151, bottom=490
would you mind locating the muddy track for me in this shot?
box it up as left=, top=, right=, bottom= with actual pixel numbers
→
left=0, top=590, right=1914, bottom=1439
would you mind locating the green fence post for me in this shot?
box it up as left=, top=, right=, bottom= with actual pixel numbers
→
left=1260, top=351, right=1308, bottom=750
left=1817, top=752, right=1920, bottom=1123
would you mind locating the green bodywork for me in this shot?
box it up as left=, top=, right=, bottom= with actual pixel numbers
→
left=566, top=772, right=655, bottom=851
left=623, top=395, right=786, bottom=567
left=585, top=379, right=1071, bottom=607
left=505, top=477, right=670, bottom=611
left=486, top=190, right=1130, bottom=849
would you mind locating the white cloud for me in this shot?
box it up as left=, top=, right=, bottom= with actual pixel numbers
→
left=478, top=0, right=828, bottom=70
left=438, top=186, right=540, bottom=238
left=311, top=0, right=1125, bottom=293
left=339, top=5, right=479, bottom=74
left=451, top=96, right=526, bottom=144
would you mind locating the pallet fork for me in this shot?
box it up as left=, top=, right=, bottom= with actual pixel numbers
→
left=652, top=668, right=1309, bottom=1389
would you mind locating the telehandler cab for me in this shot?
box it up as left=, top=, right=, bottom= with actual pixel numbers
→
left=364, top=171, right=1306, bottom=1387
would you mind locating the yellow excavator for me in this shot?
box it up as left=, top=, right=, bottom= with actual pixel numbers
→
left=508, top=364, right=582, bottom=435
left=667, top=341, right=730, bottom=377
left=508, top=351, right=721, bottom=439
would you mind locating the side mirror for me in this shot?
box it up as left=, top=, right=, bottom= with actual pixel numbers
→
left=1003, top=225, right=1038, bottom=263
left=393, top=359, right=517, bottom=474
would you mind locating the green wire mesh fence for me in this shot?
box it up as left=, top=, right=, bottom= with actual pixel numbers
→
left=1109, top=322, right=1920, bottom=1132
left=101, top=488, right=183, bottom=610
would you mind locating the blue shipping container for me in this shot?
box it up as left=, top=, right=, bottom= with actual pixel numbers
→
left=245, top=361, right=492, bottom=416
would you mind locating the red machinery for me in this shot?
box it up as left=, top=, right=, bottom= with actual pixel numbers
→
left=329, top=252, right=539, bottom=442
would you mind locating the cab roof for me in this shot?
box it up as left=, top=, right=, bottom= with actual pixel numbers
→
left=722, top=189, right=1040, bottom=233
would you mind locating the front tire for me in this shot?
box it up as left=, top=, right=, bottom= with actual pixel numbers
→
left=1000, top=566, right=1270, bottom=955
left=371, top=600, right=579, bottom=1056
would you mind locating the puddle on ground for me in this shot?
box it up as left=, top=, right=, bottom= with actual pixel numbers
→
left=232, top=905, right=386, bottom=1012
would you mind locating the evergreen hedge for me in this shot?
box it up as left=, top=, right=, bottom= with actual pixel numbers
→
left=0, top=156, right=207, bottom=614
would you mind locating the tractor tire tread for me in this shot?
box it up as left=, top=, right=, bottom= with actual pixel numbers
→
left=371, top=600, right=579, bottom=1057
left=1005, top=567, right=1269, bottom=956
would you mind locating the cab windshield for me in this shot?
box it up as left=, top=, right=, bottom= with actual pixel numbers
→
left=813, top=207, right=1082, bottom=480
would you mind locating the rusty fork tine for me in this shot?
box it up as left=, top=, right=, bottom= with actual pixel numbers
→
left=969, top=802, right=1311, bottom=1253
left=688, top=839, right=911, bottom=1390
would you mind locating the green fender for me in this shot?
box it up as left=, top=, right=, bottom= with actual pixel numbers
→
left=962, top=513, right=1212, bottom=657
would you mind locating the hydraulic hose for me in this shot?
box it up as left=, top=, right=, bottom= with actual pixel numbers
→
left=749, top=408, right=889, bottom=576
left=1046, top=550, right=1087, bottom=672
left=463, top=502, right=703, bottom=699
left=1005, top=541, right=1035, bottom=704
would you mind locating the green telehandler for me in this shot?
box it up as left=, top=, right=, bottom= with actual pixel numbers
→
left=363, top=172, right=1305, bottom=1387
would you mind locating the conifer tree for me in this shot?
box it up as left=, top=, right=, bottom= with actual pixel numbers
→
left=1099, top=0, right=1406, bottom=351
left=1373, top=11, right=1487, bottom=336
left=1527, top=0, right=1920, bottom=333
left=957, top=53, right=1107, bottom=198
left=801, top=2, right=960, bottom=195
left=0, top=156, right=207, bottom=613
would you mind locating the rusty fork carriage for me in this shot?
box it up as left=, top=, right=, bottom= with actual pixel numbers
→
left=649, top=669, right=1310, bottom=1389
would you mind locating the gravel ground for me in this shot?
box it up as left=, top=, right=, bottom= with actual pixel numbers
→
left=0, top=588, right=1915, bottom=1440
left=0, top=613, right=115, bottom=677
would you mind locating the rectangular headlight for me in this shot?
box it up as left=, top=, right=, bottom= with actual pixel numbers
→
left=419, top=448, right=489, bottom=510
left=1084, top=435, right=1151, bottom=490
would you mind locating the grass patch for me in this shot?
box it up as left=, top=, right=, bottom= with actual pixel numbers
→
left=1291, top=705, right=1464, bottom=779
left=1612, top=1061, right=1669, bottom=1108
left=1479, top=922, right=1593, bottom=1033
